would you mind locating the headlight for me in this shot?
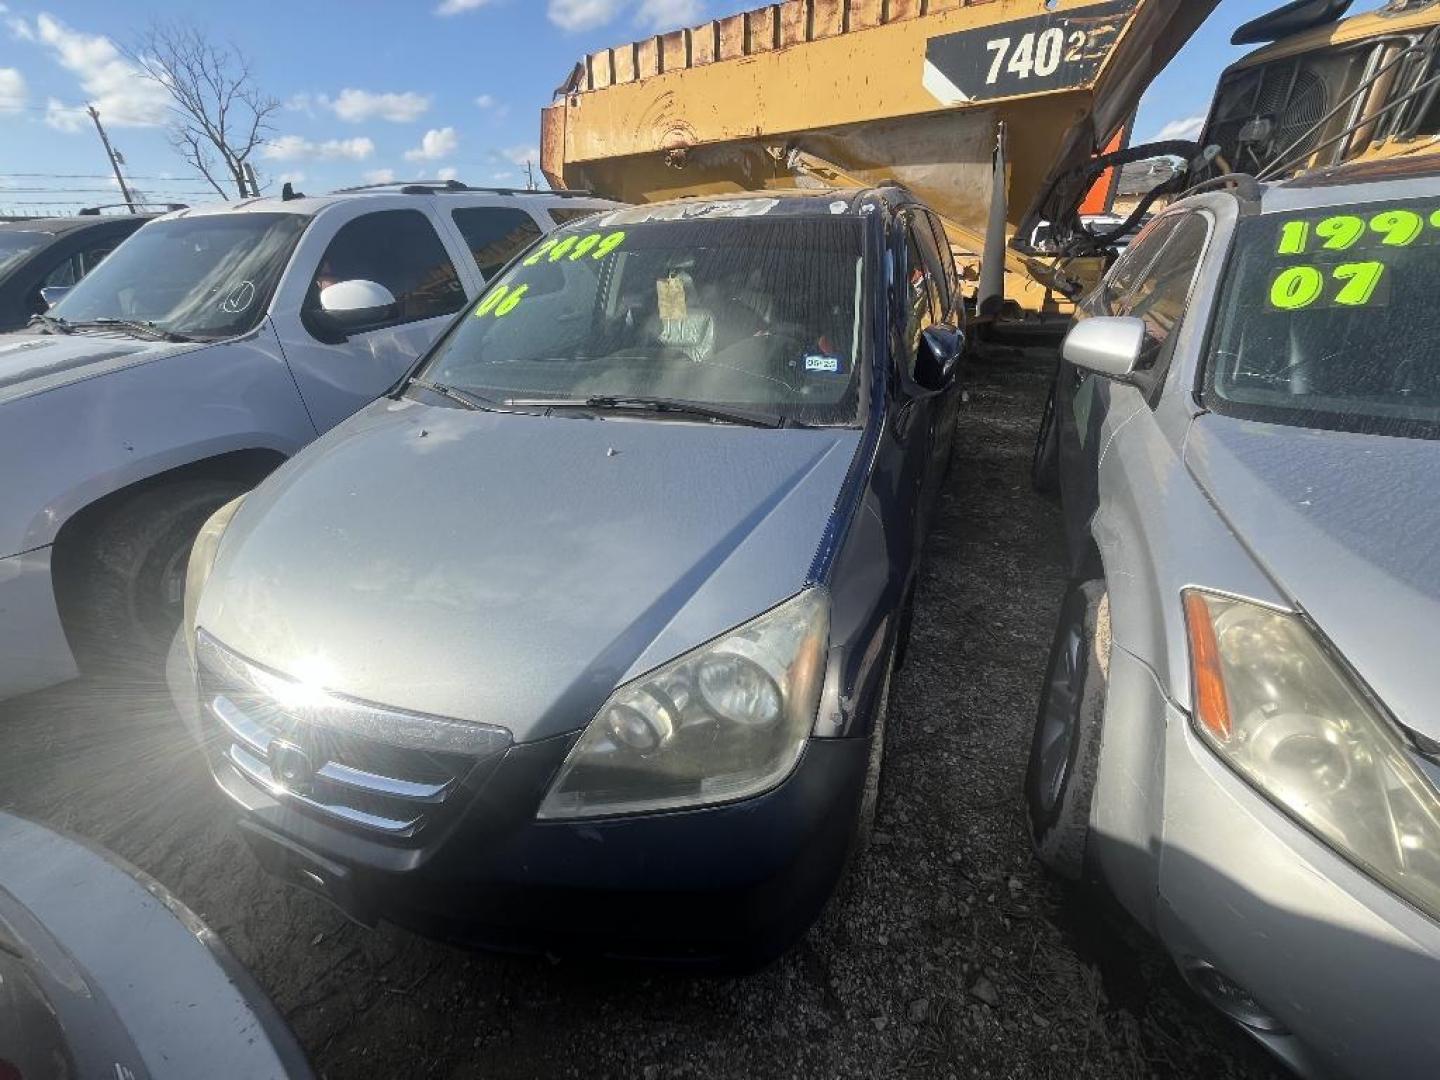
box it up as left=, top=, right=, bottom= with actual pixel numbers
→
left=183, top=495, right=246, bottom=665
left=1185, top=590, right=1440, bottom=921
left=538, top=588, right=830, bottom=820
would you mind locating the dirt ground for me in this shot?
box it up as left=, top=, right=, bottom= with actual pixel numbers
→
left=0, top=349, right=1286, bottom=1080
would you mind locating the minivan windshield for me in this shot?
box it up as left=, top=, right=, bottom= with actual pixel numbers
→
left=54, top=213, right=307, bottom=340
left=0, top=231, right=48, bottom=278
left=422, top=214, right=866, bottom=427
left=1204, top=196, right=1440, bottom=439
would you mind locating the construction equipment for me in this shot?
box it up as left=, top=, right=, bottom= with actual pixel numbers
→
left=541, top=0, right=1220, bottom=324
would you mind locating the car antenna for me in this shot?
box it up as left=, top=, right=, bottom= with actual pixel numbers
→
left=281, top=181, right=307, bottom=201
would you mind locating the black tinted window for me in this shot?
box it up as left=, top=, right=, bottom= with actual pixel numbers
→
left=312, top=210, right=465, bottom=324
left=1114, top=213, right=1209, bottom=357
left=450, top=207, right=543, bottom=280
left=903, top=219, right=942, bottom=366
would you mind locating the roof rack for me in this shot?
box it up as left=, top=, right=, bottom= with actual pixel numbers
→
left=79, top=202, right=187, bottom=215
left=328, top=179, right=596, bottom=199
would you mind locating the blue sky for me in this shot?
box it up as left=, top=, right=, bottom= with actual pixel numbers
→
left=0, top=0, right=1387, bottom=214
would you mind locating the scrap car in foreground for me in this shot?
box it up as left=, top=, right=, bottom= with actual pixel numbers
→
left=1027, top=159, right=1440, bottom=1078
left=173, top=187, right=964, bottom=964
left=0, top=810, right=310, bottom=1079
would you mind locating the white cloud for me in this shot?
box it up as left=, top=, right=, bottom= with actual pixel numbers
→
left=474, top=93, right=496, bottom=109
left=437, top=166, right=459, bottom=182
left=26, top=14, right=169, bottom=128
left=404, top=126, right=458, bottom=161
left=0, top=67, right=24, bottom=113
left=262, top=134, right=375, bottom=162
left=502, top=144, right=539, bottom=167
left=635, top=0, right=701, bottom=31
left=330, top=88, right=429, bottom=123
left=44, top=96, right=86, bottom=132
left=5, top=14, right=30, bottom=41
left=1151, top=115, right=1205, bottom=142
left=548, top=0, right=624, bottom=32
left=362, top=167, right=396, bottom=184
left=435, top=0, right=497, bottom=14
left=546, top=0, right=696, bottom=32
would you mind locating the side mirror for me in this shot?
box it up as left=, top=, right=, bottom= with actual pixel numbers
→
left=1062, top=316, right=1147, bottom=381
left=38, top=285, right=71, bottom=311
left=916, top=325, right=964, bottom=391
left=317, top=279, right=398, bottom=335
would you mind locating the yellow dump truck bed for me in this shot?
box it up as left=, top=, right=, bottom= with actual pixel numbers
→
left=542, top=0, right=1217, bottom=314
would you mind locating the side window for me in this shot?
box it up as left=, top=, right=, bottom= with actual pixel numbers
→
left=1099, top=214, right=1180, bottom=313
left=1118, top=213, right=1210, bottom=364
left=450, top=207, right=543, bottom=280
left=77, top=243, right=116, bottom=277
left=903, top=217, right=943, bottom=369
left=310, top=209, right=466, bottom=328
left=42, top=255, right=79, bottom=289
left=923, top=210, right=959, bottom=320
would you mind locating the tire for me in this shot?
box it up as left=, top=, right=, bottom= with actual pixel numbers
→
left=1024, top=579, right=1110, bottom=880
left=1031, top=373, right=1061, bottom=495
left=60, top=479, right=251, bottom=672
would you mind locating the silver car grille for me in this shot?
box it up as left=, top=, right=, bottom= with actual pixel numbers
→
left=196, top=631, right=511, bottom=839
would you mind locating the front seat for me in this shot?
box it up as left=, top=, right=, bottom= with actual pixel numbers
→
left=656, top=273, right=715, bottom=363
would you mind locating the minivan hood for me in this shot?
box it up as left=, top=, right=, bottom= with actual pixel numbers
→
left=1186, top=413, right=1440, bottom=742
left=0, top=330, right=204, bottom=405
left=200, top=398, right=862, bottom=743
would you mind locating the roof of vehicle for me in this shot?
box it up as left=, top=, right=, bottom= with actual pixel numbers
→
left=583, top=186, right=905, bottom=227
left=0, top=214, right=153, bottom=238
left=160, top=181, right=621, bottom=222
left=1258, top=153, right=1440, bottom=213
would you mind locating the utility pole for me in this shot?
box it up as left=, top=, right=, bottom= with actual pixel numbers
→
left=524, top=159, right=537, bottom=191
left=87, top=105, right=136, bottom=213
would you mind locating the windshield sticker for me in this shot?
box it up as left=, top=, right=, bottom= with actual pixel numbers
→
left=805, top=355, right=841, bottom=374
left=1274, top=209, right=1440, bottom=256
left=522, top=230, right=627, bottom=267
left=474, top=283, right=529, bottom=318
left=220, top=280, right=256, bottom=313
left=656, top=277, right=688, bottom=321
left=1267, top=261, right=1389, bottom=312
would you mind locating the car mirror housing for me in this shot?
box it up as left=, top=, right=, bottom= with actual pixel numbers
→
left=1061, top=316, right=1147, bottom=381
left=318, top=279, right=398, bottom=335
left=916, top=325, right=964, bottom=390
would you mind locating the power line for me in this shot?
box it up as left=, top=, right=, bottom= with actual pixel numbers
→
left=0, top=172, right=207, bottom=182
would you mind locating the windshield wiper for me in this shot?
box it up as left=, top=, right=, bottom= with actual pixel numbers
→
left=408, top=377, right=503, bottom=412
left=68, top=318, right=194, bottom=343
left=504, top=395, right=785, bottom=429
left=28, top=313, right=72, bottom=335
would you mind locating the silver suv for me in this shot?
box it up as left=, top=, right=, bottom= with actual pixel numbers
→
left=1028, top=159, right=1440, bottom=1078
left=0, top=181, right=617, bottom=700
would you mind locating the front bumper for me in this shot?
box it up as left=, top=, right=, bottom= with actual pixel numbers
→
left=0, top=546, right=77, bottom=700
left=167, top=632, right=868, bottom=964
left=1156, top=703, right=1440, bottom=1079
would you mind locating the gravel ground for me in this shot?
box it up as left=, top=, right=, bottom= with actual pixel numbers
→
left=0, top=348, right=1286, bottom=1079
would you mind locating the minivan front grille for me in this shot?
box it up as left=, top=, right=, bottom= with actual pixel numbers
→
left=196, top=632, right=511, bottom=839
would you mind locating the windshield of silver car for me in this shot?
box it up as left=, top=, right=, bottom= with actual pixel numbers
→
left=1204, top=196, right=1440, bottom=439
left=421, top=215, right=867, bottom=427
left=53, top=213, right=308, bottom=339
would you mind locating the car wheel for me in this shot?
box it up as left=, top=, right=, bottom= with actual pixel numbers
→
left=1025, top=579, right=1109, bottom=880
left=61, top=479, right=251, bottom=671
left=1031, top=373, right=1061, bottom=495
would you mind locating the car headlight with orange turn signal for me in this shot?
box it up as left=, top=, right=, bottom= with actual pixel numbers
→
left=1185, top=590, right=1440, bottom=921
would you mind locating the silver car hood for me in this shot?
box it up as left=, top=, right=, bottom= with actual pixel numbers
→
left=200, top=397, right=862, bottom=743
left=1186, top=412, right=1440, bottom=741
left=0, top=331, right=204, bottom=406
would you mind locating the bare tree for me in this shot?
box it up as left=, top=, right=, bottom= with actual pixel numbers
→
left=125, top=22, right=278, bottom=200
